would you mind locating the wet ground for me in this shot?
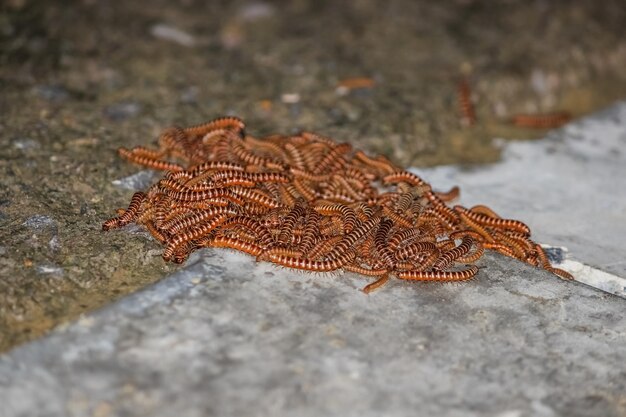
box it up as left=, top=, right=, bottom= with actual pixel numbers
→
left=1, top=0, right=626, bottom=352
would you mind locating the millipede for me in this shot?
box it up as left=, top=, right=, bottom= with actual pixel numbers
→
left=510, top=112, right=572, bottom=129
left=103, top=116, right=574, bottom=291
left=457, top=78, right=476, bottom=127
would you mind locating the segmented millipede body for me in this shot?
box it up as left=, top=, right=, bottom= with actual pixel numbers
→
left=511, top=112, right=571, bottom=129
left=432, top=236, right=474, bottom=270
left=204, top=235, right=263, bottom=257
left=362, top=274, right=390, bottom=294
left=102, top=192, right=146, bottom=231
left=307, top=235, right=343, bottom=260
left=104, top=116, right=572, bottom=289
left=266, top=251, right=355, bottom=272
left=314, top=204, right=357, bottom=233
left=456, top=209, right=496, bottom=243
left=388, top=228, right=423, bottom=250
left=311, top=143, right=351, bottom=175
left=397, top=265, right=479, bottom=281
left=435, top=186, right=460, bottom=202
left=218, top=216, right=274, bottom=248
left=458, top=78, right=476, bottom=127
left=118, top=148, right=184, bottom=172
left=383, top=171, right=429, bottom=187
left=374, top=218, right=396, bottom=268
left=455, top=205, right=531, bottom=236
left=184, top=116, right=246, bottom=138
left=162, top=214, right=229, bottom=261
left=230, top=187, right=281, bottom=208
left=277, top=205, right=307, bottom=244
left=164, top=207, right=238, bottom=235
left=395, top=242, right=438, bottom=261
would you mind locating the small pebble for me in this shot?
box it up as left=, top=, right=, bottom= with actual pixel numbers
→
left=104, top=102, right=142, bottom=122
left=150, top=24, right=196, bottom=47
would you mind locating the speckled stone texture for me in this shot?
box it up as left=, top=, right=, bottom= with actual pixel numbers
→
left=1, top=249, right=624, bottom=417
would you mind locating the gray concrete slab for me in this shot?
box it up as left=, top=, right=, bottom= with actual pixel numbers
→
left=1, top=249, right=624, bottom=417
left=416, top=101, right=626, bottom=298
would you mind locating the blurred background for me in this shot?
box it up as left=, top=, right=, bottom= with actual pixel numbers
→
left=1, top=0, right=625, bottom=352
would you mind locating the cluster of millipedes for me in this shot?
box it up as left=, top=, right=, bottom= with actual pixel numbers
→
left=103, top=117, right=571, bottom=293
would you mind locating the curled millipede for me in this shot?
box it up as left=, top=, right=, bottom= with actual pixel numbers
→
left=103, top=117, right=573, bottom=291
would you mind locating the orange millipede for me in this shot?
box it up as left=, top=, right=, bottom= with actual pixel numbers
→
left=230, top=187, right=281, bottom=208
left=162, top=214, right=228, bottom=261
left=354, top=151, right=396, bottom=176
left=244, top=135, right=291, bottom=162
left=388, top=228, right=423, bottom=250
left=277, top=205, right=307, bottom=244
left=432, top=236, right=474, bottom=270
left=395, top=241, right=438, bottom=261
left=118, top=148, right=184, bottom=172
left=361, top=274, right=390, bottom=294
left=382, top=206, right=414, bottom=228
left=424, top=192, right=458, bottom=226
left=344, top=264, right=388, bottom=277
left=300, top=131, right=337, bottom=147
left=298, top=210, right=321, bottom=254
left=455, top=205, right=531, bottom=236
left=510, top=112, right=571, bottom=129
left=311, top=143, right=351, bottom=175
left=164, top=207, right=237, bottom=235
left=483, top=242, right=516, bottom=258
left=314, top=204, right=358, bottom=233
left=455, top=209, right=496, bottom=243
left=230, top=140, right=287, bottom=171
left=331, top=215, right=381, bottom=256
left=259, top=247, right=304, bottom=260
left=203, top=235, right=263, bottom=257
left=383, top=171, right=429, bottom=188
left=374, top=218, right=396, bottom=268
left=266, top=250, right=355, bottom=272
left=492, top=230, right=528, bottom=260
left=183, top=116, right=246, bottom=138
left=456, top=241, right=484, bottom=263
left=458, top=78, right=476, bottom=127
left=397, top=265, right=479, bottom=281
left=102, top=192, right=146, bottom=231
left=218, top=216, right=274, bottom=248
left=144, top=221, right=168, bottom=243
left=284, top=143, right=306, bottom=170
left=548, top=267, right=574, bottom=280
left=164, top=187, right=241, bottom=204
left=306, top=235, right=343, bottom=260
left=289, top=167, right=331, bottom=182
left=469, top=204, right=501, bottom=219
left=435, top=186, right=460, bottom=202
left=292, top=178, right=319, bottom=201
left=534, top=244, right=552, bottom=270
left=331, top=174, right=365, bottom=201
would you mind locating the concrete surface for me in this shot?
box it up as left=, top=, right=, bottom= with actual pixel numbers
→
left=1, top=249, right=625, bottom=417
left=1, top=104, right=626, bottom=417
left=417, top=101, right=626, bottom=297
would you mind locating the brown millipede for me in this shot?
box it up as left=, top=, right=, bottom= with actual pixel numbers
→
left=510, top=112, right=571, bottom=129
